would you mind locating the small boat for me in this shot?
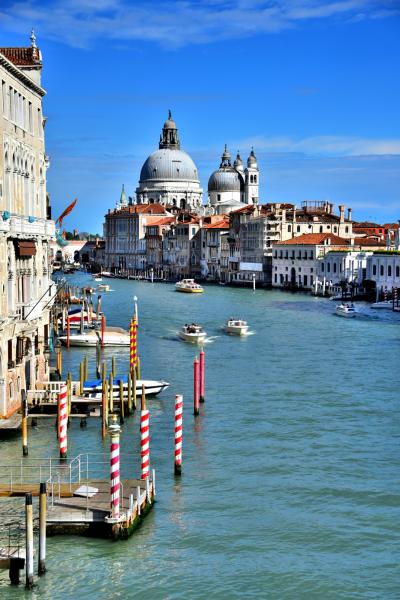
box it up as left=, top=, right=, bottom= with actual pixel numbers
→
left=224, top=318, right=249, bottom=335
left=97, top=283, right=110, bottom=292
left=178, top=324, right=207, bottom=343
left=335, top=303, right=356, bottom=318
left=371, top=300, right=393, bottom=310
left=81, top=377, right=169, bottom=398
left=93, top=275, right=102, bottom=282
left=58, top=327, right=129, bottom=346
left=175, top=279, right=204, bottom=293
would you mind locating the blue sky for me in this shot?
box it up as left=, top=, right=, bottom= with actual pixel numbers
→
left=1, top=0, right=400, bottom=232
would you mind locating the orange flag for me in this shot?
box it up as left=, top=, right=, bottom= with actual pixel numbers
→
left=56, top=198, right=77, bottom=227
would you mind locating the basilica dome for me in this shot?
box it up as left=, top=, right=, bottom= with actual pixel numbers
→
left=139, top=149, right=199, bottom=184
left=208, top=168, right=242, bottom=192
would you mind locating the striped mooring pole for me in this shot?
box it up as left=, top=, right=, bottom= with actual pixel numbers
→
left=199, top=350, right=205, bottom=403
left=130, top=317, right=137, bottom=373
left=109, top=415, right=121, bottom=519
left=58, top=383, right=68, bottom=459
left=174, top=394, right=183, bottom=476
left=193, top=356, right=200, bottom=416
left=140, top=385, right=150, bottom=479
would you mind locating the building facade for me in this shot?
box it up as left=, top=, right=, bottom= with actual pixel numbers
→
left=0, top=34, right=55, bottom=418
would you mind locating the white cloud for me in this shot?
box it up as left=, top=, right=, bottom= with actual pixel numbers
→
left=233, top=134, right=400, bottom=156
left=0, top=0, right=398, bottom=49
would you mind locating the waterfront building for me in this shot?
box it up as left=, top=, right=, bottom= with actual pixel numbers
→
left=144, top=216, right=176, bottom=271
left=0, top=34, right=55, bottom=418
left=162, top=213, right=201, bottom=279
left=104, top=195, right=171, bottom=273
left=366, top=251, right=400, bottom=291
left=135, top=112, right=203, bottom=212
left=208, top=146, right=259, bottom=214
left=197, top=215, right=230, bottom=280
left=272, top=233, right=350, bottom=290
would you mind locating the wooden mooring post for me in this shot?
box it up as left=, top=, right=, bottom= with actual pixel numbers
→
left=38, top=483, right=46, bottom=575
left=21, top=390, right=28, bottom=456
left=25, top=493, right=34, bottom=589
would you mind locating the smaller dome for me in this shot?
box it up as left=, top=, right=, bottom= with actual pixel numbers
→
left=247, top=148, right=257, bottom=168
left=234, top=151, right=243, bottom=169
left=208, top=168, right=242, bottom=192
left=164, top=109, right=177, bottom=129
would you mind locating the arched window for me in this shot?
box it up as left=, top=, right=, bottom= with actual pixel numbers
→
left=288, top=225, right=291, bottom=232
left=320, top=226, right=323, bottom=233
left=254, top=175, right=257, bottom=183
left=380, top=265, right=384, bottom=276
left=396, top=266, right=399, bottom=277
left=388, top=265, right=392, bottom=276
left=373, top=264, right=377, bottom=275
left=297, top=225, right=300, bottom=232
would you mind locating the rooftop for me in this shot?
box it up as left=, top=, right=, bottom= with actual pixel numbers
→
left=275, top=233, right=348, bottom=246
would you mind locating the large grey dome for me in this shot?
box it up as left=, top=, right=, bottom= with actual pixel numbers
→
left=139, top=149, right=199, bottom=183
left=208, top=168, right=243, bottom=192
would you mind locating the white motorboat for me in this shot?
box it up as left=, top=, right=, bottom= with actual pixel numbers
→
left=371, top=300, right=393, bottom=310
left=79, top=377, right=169, bottom=398
left=58, top=327, right=130, bottom=346
left=335, top=303, right=356, bottom=318
left=224, top=318, right=249, bottom=335
left=93, top=275, right=102, bottom=282
left=97, top=283, right=110, bottom=292
left=175, top=279, right=204, bottom=293
left=178, top=324, right=207, bottom=343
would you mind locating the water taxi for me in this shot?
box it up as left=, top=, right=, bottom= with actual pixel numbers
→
left=175, top=279, right=204, bottom=293
left=224, top=318, right=249, bottom=335
left=178, top=324, right=207, bottom=343
left=58, top=326, right=130, bottom=346
left=335, top=303, right=356, bottom=318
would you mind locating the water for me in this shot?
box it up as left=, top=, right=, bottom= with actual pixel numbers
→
left=1, top=274, right=399, bottom=599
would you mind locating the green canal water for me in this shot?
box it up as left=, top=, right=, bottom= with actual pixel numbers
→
left=1, top=273, right=399, bottom=599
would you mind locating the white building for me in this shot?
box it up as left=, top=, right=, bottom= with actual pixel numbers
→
left=272, top=233, right=350, bottom=289
left=0, top=33, right=55, bottom=418
left=366, top=252, right=400, bottom=291
left=208, top=146, right=259, bottom=214
left=136, top=111, right=203, bottom=212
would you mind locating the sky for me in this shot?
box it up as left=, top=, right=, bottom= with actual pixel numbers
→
left=1, top=0, right=400, bottom=232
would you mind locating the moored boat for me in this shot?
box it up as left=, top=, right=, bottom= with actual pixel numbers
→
left=335, top=303, right=356, bottom=318
left=371, top=300, right=393, bottom=309
left=224, top=318, right=248, bottom=335
left=175, top=279, right=204, bottom=293
left=81, top=377, right=169, bottom=398
left=58, top=326, right=129, bottom=346
left=178, top=324, right=207, bottom=343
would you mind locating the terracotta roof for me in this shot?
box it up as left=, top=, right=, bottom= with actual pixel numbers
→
left=107, top=203, right=168, bottom=217
left=202, top=218, right=230, bottom=230
left=145, top=217, right=175, bottom=227
left=353, top=221, right=382, bottom=228
left=275, top=233, right=349, bottom=246
left=0, top=47, right=41, bottom=66
left=354, top=237, right=386, bottom=247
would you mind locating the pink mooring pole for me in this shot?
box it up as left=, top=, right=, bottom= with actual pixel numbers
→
left=109, top=419, right=121, bottom=519
left=199, top=350, right=205, bottom=403
left=193, top=356, right=199, bottom=416
left=58, top=383, right=68, bottom=459
left=174, top=395, right=183, bottom=475
left=140, top=397, right=150, bottom=479
left=101, top=314, right=105, bottom=348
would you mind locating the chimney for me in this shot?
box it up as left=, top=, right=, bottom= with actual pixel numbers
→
left=347, top=207, right=352, bottom=221
left=338, top=204, right=345, bottom=224
left=293, top=205, right=297, bottom=223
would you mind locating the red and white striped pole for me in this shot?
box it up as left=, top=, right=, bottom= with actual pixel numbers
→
left=199, top=350, right=205, bottom=403
left=58, top=383, right=68, bottom=459
left=193, top=356, right=199, bottom=416
left=140, top=385, right=150, bottom=479
left=130, top=317, right=137, bottom=373
left=174, top=394, right=183, bottom=476
left=109, top=416, right=121, bottom=519
left=101, top=314, right=105, bottom=348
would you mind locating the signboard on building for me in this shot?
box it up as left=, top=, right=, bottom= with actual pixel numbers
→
left=239, top=262, right=263, bottom=272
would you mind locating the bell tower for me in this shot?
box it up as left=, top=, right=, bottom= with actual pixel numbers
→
left=244, top=148, right=259, bottom=204
left=159, top=110, right=180, bottom=150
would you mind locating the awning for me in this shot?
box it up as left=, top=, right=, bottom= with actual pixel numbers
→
left=15, top=240, right=37, bottom=257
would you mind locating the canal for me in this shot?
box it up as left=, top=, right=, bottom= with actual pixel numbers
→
left=1, top=273, right=399, bottom=599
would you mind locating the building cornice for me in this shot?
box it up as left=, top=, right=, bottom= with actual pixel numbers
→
left=0, top=53, right=46, bottom=97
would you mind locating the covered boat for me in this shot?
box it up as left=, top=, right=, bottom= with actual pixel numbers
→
left=335, top=303, right=356, bottom=318
left=58, top=327, right=129, bottom=346
left=178, top=324, right=207, bottom=343
left=224, top=318, right=249, bottom=335
left=175, top=279, right=204, bottom=293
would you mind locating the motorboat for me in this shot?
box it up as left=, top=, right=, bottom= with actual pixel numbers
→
left=335, top=303, right=356, bottom=318
left=224, top=318, right=249, bottom=335
left=175, top=279, right=204, bottom=293
left=79, top=377, right=169, bottom=398
left=178, top=324, right=207, bottom=343
left=97, top=283, right=111, bottom=292
left=93, top=275, right=102, bottom=282
left=371, top=300, right=393, bottom=309
left=58, top=327, right=129, bottom=346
